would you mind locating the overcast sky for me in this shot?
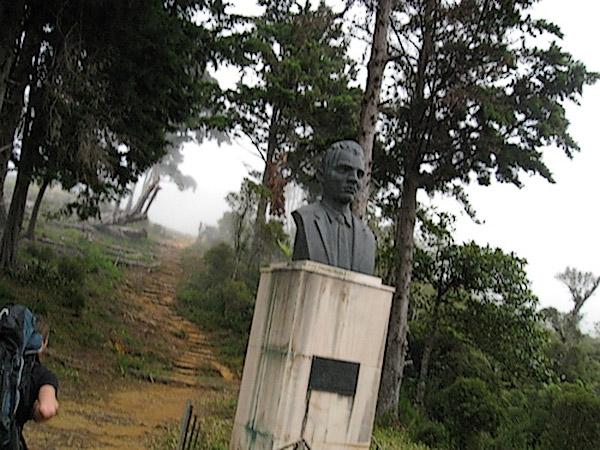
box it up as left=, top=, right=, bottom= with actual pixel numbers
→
left=148, top=0, right=600, bottom=331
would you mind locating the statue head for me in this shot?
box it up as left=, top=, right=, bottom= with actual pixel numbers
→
left=318, top=140, right=365, bottom=207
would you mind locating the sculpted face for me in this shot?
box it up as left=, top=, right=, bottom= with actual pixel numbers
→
left=321, top=144, right=365, bottom=206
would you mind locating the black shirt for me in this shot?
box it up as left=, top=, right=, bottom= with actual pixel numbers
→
left=16, top=356, right=58, bottom=436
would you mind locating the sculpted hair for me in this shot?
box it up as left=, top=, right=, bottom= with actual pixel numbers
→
left=318, top=140, right=365, bottom=180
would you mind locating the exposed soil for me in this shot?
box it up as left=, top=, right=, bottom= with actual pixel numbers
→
left=23, top=240, right=238, bottom=449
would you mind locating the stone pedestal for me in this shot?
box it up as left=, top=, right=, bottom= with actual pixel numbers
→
left=230, top=260, right=394, bottom=450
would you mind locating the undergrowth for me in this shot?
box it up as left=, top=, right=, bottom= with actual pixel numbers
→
left=176, top=242, right=255, bottom=375
left=0, top=216, right=176, bottom=391
left=171, top=240, right=432, bottom=450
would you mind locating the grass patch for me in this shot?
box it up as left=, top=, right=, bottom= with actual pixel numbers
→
left=0, top=214, right=183, bottom=393
left=175, top=243, right=254, bottom=375
left=151, top=391, right=236, bottom=450
left=371, top=424, right=434, bottom=450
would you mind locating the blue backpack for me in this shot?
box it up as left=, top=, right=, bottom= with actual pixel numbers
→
left=0, top=305, right=43, bottom=450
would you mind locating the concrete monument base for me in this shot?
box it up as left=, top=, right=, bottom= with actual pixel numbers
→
left=230, top=260, right=394, bottom=450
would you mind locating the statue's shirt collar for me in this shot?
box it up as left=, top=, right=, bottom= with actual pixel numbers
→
left=320, top=201, right=352, bottom=227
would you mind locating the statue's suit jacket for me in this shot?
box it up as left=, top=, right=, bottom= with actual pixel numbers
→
left=291, top=202, right=376, bottom=275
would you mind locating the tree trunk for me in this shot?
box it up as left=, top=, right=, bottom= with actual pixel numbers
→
left=141, top=184, right=160, bottom=216
left=0, top=12, right=35, bottom=230
left=415, top=331, right=434, bottom=409
left=352, top=0, right=391, bottom=221
left=415, top=299, right=442, bottom=408
left=126, top=169, right=159, bottom=220
left=25, top=177, right=49, bottom=240
left=0, top=133, right=36, bottom=269
left=377, top=173, right=419, bottom=419
left=0, top=0, right=25, bottom=115
left=123, top=183, right=136, bottom=215
left=0, top=67, right=22, bottom=225
left=377, top=0, right=436, bottom=416
left=0, top=127, right=15, bottom=229
left=111, top=195, right=123, bottom=222
left=1, top=58, right=47, bottom=269
left=250, top=107, right=281, bottom=268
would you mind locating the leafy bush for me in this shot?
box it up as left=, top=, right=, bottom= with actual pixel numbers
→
left=217, top=280, right=254, bottom=334
left=199, top=280, right=254, bottom=335
left=177, top=242, right=257, bottom=370
left=371, top=424, right=432, bottom=450
left=17, top=244, right=88, bottom=314
left=487, top=389, right=535, bottom=450
left=430, top=377, right=501, bottom=449
left=57, top=254, right=87, bottom=285
left=539, top=383, right=600, bottom=450
left=203, top=243, right=236, bottom=287
left=412, top=419, right=449, bottom=449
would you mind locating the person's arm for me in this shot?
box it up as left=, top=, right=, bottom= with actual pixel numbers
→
left=32, top=384, right=58, bottom=422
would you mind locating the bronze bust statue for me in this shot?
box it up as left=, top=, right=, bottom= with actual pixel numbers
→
left=291, top=140, right=376, bottom=275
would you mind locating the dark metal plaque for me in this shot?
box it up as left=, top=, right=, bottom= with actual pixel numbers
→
left=308, top=356, right=360, bottom=397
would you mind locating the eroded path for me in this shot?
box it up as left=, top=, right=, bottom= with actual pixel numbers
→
left=23, top=240, right=236, bottom=449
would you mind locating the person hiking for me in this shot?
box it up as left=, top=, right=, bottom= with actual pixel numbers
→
left=15, top=314, right=59, bottom=449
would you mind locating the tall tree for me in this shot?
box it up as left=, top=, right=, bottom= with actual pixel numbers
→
left=557, top=267, right=600, bottom=321
left=374, top=0, right=597, bottom=418
left=0, top=0, right=26, bottom=114
left=353, top=0, right=392, bottom=221
left=411, top=213, right=548, bottom=407
left=228, top=0, right=361, bottom=266
left=545, top=267, right=600, bottom=343
left=0, top=0, right=226, bottom=268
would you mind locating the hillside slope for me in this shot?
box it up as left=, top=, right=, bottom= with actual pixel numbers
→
left=23, top=240, right=236, bottom=449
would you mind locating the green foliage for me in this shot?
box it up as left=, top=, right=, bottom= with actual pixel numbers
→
left=17, top=243, right=89, bottom=315
left=489, top=388, right=539, bottom=450
left=431, top=377, right=502, bottom=449
left=177, top=243, right=257, bottom=371
left=410, top=212, right=551, bottom=397
left=220, top=178, right=290, bottom=277
left=202, top=242, right=237, bottom=286
left=227, top=2, right=361, bottom=197
left=411, top=420, right=449, bottom=449
left=253, top=218, right=290, bottom=266
left=379, top=208, right=600, bottom=450
left=0, top=279, right=17, bottom=304
left=207, top=280, right=254, bottom=335
left=0, top=0, right=229, bottom=271
left=15, top=239, right=124, bottom=319
left=371, top=423, right=432, bottom=450
left=0, top=219, right=176, bottom=394
left=223, top=178, right=260, bottom=270
left=373, top=0, right=597, bottom=418
left=375, top=1, right=598, bottom=199
left=539, top=384, right=600, bottom=450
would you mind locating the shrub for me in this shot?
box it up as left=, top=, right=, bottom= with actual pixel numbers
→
left=540, top=384, right=600, bottom=450
left=218, top=280, right=254, bottom=335
left=178, top=243, right=256, bottom=335
left=487, top=389, right=534, bottom=450
left=203, top=243, right=236, bottom=288
left=412, top=419, right=449, bottom=449
left=57, top=254, right=86, bottom=285
left=431, top=377, right=501, bottom=449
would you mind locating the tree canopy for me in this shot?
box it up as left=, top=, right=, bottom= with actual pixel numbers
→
left=0, top=0, right=227, bottom=268
left=373, top=0, right=597, bottom=418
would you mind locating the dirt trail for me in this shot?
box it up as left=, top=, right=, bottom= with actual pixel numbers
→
left=23, top=241, right=237, bottom=450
